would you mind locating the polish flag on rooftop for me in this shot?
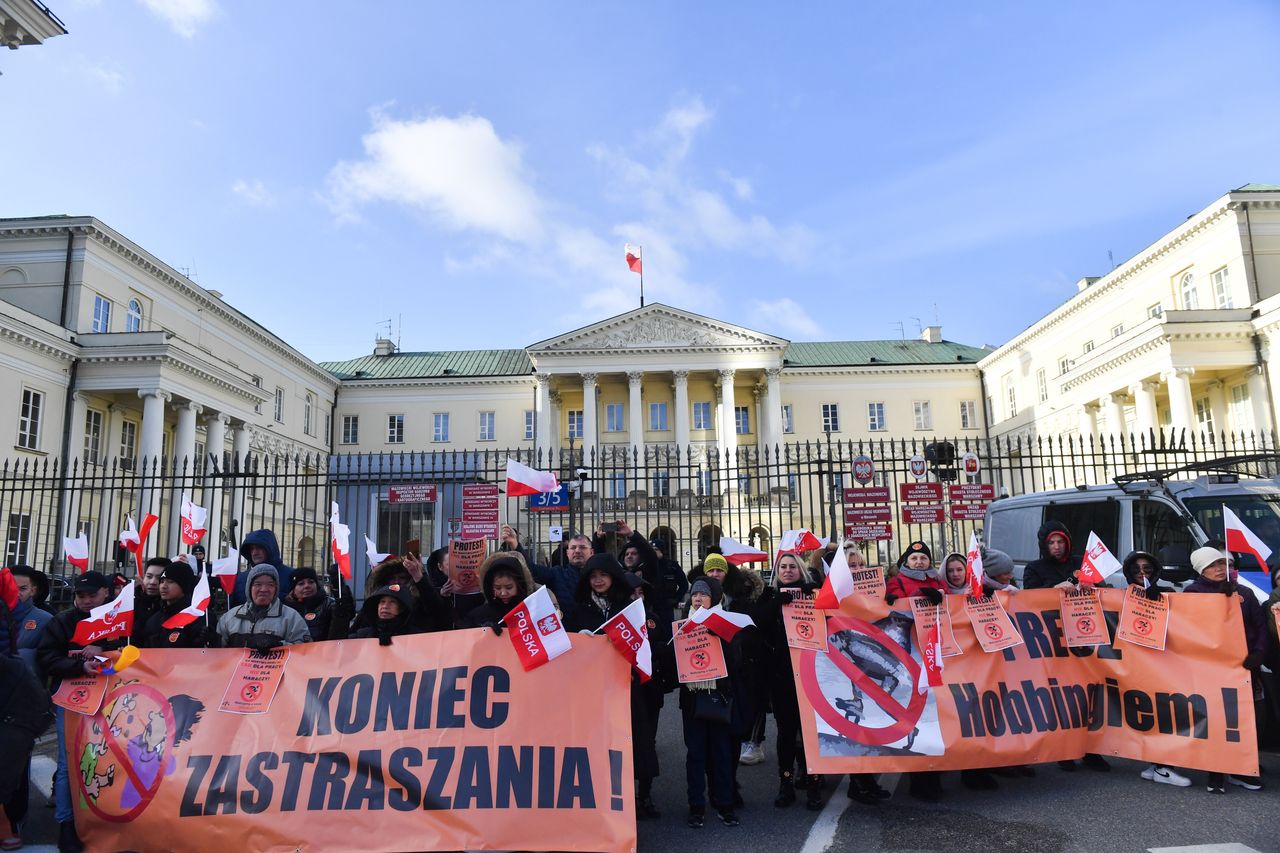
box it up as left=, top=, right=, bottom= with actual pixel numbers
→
left=602, top=598, right=653, bottom=682
left=162, top=571, right=211, bottom=629
left=1224, top=506, right=1272, bottom=574
left=679, top=603, right=754, bottom=643
left=718, top=535, right=768, bottom=565
left=64, top=533, right=90, bottom=573
left=502, top=586, right=572, bottom=671
left=813, top=538, right=855, bottom=610
left=625, top=244, right=642, bottom=275
left=73, top=580, right=135, bottom=645
left=505, top=458, right=559, bottom=497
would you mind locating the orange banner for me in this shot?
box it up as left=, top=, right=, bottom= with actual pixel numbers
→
left=794, top=589, right=1258, bottom=775
left=70, top=630, right=635, bottom=853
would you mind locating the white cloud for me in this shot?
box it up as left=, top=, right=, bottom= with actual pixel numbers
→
left=138, top=0, right=217, bottom=38
left=719, top=170, right=753, bottom=201
left=325, top=111, right=544, bottom=242
left=231, top=179, right=274, bottom=207
left=749, top=297, right=824, bottom=339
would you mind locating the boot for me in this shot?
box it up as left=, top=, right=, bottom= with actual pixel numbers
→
left=960, top=769, right=999, bottom=790
left=774, top=772, right=796, bottom=808
left=58, top=822, right=83, bottom=853
left=805, top=774, right=824, bottom=811
left=908, top=771, right=943, bottom=803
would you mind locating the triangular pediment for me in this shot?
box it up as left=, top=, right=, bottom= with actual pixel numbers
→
left=527, top=304, right=788, bottom=354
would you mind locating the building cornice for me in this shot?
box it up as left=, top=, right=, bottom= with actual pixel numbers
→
left=337, top=375, right=536, bottom=391
left=0, top=315, right=76, bottom=362
left=781, top=363, right=980, bottom=378
left=76, top=341, right=272, bottom=404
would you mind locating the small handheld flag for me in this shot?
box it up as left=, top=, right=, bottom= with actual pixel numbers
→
left=64, top=534, right=90, bottom=573
left=1224, top=505, right=1272, bottom=574
left=330, top=502, right=351, bottom=580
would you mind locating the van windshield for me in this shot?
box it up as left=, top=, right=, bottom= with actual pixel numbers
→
left=1183, top=495, right=1280, bottom=572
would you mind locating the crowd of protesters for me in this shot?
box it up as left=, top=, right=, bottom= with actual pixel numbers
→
left=2, top=515, right=1279, bottom=850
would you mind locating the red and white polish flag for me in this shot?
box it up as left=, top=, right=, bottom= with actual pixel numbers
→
left=162, top=571, right=211, bottom=628
left=502, top=586, right=572, bottom=671
left=718, top=535, right=768, bottom=565
left=73, top=580, right=136, bottom=645
left=64, top=533, right=90, bottom=573
left=965, top=532, right=985, bottom=597
left=920, top=620, right=944, bottom=692
left=505, top=457, right=559, bottom=498
left=1224, top=505, right=1272, bottom=574
left=814, top=537, right=856, bottom=609
left=330, top=502, right=352, bottom=580
left=119, top=514, right=159, bottom=574
left=778, top=528, right=826, bottom=558
left=180, top=494, right=208, bottom=546
left=365, top=535, right=393, bottom=568
left=624, top=243, right=642, bottom=275
left=211, top=547, right=239, bottom=595
left=1077, top=531, right=1122, bottom=585
left=602, top=597, right=653, bottom=682
left=679, top=603, right=754, bottom=643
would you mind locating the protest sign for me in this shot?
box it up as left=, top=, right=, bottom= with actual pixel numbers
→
left=908, top=595, right=962, bottom=657
left=448, top=538, right=486, bottom=596
left=964, top=594, right=1023, bottom=653
left=53, top=674, right=107, bottom=715
left=1061, top=586, right=1110, bottom=648
left=673, top=619, right=729, bottom=682
left=782, top=590, right=825, bottom=651
left=219, top=648, right=290, bottom=715
left=1115, top=585, right=1171, bottom=651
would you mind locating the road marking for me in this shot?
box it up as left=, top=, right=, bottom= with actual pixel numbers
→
left=799, top=775, right=850, bottom=853
left=1149, top=846, right=1263, bottom=853
left=30, top=754, right=55, bottom=800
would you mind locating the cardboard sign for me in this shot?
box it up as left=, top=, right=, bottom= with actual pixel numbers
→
left=1061, top=585, right=1110, bottom=647
left=53, top=674, right=108, bottom=715
left=1115, top=585, right=1171, bottom=651
left=673, top=618, right=729, bottom=683
left=851, top=566, right=888, bottom=599
left=908, top=595, right=962, bottom=657
left=448, top=538, right=486, bottom=595
left=218, top=648, right=289, bottom=715
left=782, top=590, right=825, bottom=650
left=964, top=594, right=1024, bottom=652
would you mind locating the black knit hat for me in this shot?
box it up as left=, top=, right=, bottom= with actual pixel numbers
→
left=159, top=561, right=197, bottom=597
left=585, top=552, right=625, bottom=577
left=897, top=540, right=933, bottom=566
left=290, top=567, right=319, bottom=589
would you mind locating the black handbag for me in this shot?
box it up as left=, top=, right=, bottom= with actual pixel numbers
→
left=693, top=690, right=733, bottom=725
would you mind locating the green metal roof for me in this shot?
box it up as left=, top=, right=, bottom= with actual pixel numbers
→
left=321, top=349, right=533, bottom=380
left=1235, top=183, right=1280, bottom=192
left=782, top=340, right=988, bottom=367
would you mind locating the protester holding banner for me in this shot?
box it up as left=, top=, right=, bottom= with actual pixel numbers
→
left=7, top=566, right=51, bottom=672
left=885, top=541, right=945, bottom=605
left=1122, top=551, right=1175, bottom=599
left=359, top=556, right=451, bottom=634
left=232, top=529, right=294, bottom=605
left=463, top=552, right=538, bottom=630
left=132, top=556, right=169, bottom=642
left=139, top=562, right=209, bottom=649
left=1184, top=546, right=1268, bottom=794
left=1022, top=522, right=1083, bottom=591
left=284, top=567, right=341, bottom=641
left=572, top=554, right=633, bottom=632
left=352, top=584, right=424, bottom=645
left=942, top=553, right=968, bottom=595
left=35, top=571, right=122, bottom=853
left=980, top=548, right=1020, bottom=595
left=216, top=564, right=311, bottom=649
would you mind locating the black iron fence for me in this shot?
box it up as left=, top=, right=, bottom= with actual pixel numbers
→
left=3, top=428, right=1275, bottom=596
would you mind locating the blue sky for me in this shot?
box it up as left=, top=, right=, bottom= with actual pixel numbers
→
left=4, top=1, right=1279, bottom=361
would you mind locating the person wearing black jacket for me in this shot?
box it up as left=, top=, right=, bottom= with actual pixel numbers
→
left=1022, top=521, right=1083, bottom=591
left=132, top=556, right=170, bottom=643
left=463, top=553, right=538, bottom=630
left=572, top=554, right=634, bottom=632
left=285, top=567, right=341, bottom=641
left=621, top=572, right=665, bottom=820
left=355, top=557, right=451, bottom=634
left=352, top=585, right=424, bottom=645
left=36, top=571, right=126, bottom=853
left=649, top=538, right=689, bottom=629
left=139, top=562, right=209, bottom=649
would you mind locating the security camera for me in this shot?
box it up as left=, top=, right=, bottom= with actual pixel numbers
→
left=574, top=467, right=591, bottom=480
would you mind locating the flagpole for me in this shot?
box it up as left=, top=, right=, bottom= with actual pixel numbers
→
left=640, top=263, right=644, bottom=308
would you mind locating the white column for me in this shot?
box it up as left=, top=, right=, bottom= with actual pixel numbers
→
left=137, top=389, right=170, bottom=519
left=204, top=413, right=228, bottom=471
left=68, top=392, right=88, bottom=466
left=627, top=371, right=644, bottom=464
left=1247, top=367, right=1272, bottom=436
left=169, top=401, right=202, bottom=548
left=1078, top=402, right=1099, bottom=443
left=549, top=391, right=562, bottom=462
left=231, top=423, right=252, bottom=472
left=673, top=370, right=690, bottom=493
left=764, top=367, right=783, bottom=493
left=1106, top=392, right=1128, bottom=440
left=204, top=413, right=229, bottom=560
left=1131, top=379, right=1159, bottom=443
left=1205, top=380, right=1227, bottom=441
left=535, top=373, right=552, bottom=462
left=581, top=373, right=598, bottom=474
left=60, top=392, right=89, bottom=542
left=718, top=369, right=737, bottom=492
left=1164, top=367, right=1196, bottom=436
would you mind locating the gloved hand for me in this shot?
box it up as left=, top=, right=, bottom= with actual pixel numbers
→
left=778, top=591, right=794, bottom=606
left=920, top=588, right=944, bottom=606
left=491, top=621, right=505, bottom=636
left=245, top=634, right=278, bottom=653
left=1243, top=651, right=1263, bottom=671
left=1145, top=586, right=1163, bottom=602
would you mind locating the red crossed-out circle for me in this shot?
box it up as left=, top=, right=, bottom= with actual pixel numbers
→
left=799, top=615, right=927, bottom=747
left=73, top=682, right=175, bottom=824
left=984, top=622, right=1004, bottom=640
left=1076, top=617, right=1095, bottom=635
left=1132, top=616, right=1153, bottom=636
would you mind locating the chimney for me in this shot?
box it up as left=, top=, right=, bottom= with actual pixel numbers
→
left=373, top=338, right=396, bottom=357
left=1076, top=276, right=1100, bottom=292
left=920, top=325, right=942, bottom=344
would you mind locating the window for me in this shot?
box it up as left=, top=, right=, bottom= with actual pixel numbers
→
left=83, top=409, right=103, bottom=464
left=693, top=401, right=712, bottom=430
left=1229, top=384, right=1252, bottom=432
left=524, top=410, right=536, bottom=441
left=274, top=387, right=285, bottom=423
left=781, top=404, right=794, bottom=434
left=913, top=401, right=932, bottom=431
left=1003, top=373, right=1016, bottom=419
left=1058, top=356, right=1071, bottom=376
left=120, top=420, right=137, bottom=467
left=1082, top=340, right=1094, bottom=355
left=734, top=405, right=750, bottom=435
left=342, top=415, right=359, bottom=445
left=92, top=295, right=111, bottom=333
left=125, top=298, right=143, bottom=332
left=1194, top=397, right=1214, bottom=434
left=605, top=403, right=624, bottom=433
left=1132, top=499, right=1196, bottom=563
left=5, top=513, right=31, bottom=565
left=433, top=412, right=450, bottom=443
left=1148, top=303, right=1164, bottom=319
left=652, top=471, right=671, bottom=497
left=17, top=388, right=42, bottom=450
left=251, top=375, right=263, bottom=414
left=821, top=403, right=840, bottom=433
left=303, top=393, right=314, bottom=435
left=961, top=400, right=978, bottom=429
left=1212, top=267, right=1232, bottom=309
left=1045, top=501, right=1121, bottom=559
left=567, top=410, right=583, bottom=439
left=387, top=414, right=404, bottom=444
left=608, top=472, right=627, bottom=499
left=738, top=474, right=752, bottom=494
left=478, top=411, right=495, bottom=441
left=323, top=411, right=331, bottom=443
left=194, top=441, right=205, bottom=467
left=787, top=474, right=798, bottom=501
left=1180, top=272, right=1198, bottom=309
left=867, top=402, right=885, bottom=431
left=1111, top=324, right=1124, bottom=338
left=697, top=470, right=713, bottom=496
left=1036, top=368, right=1048, bottom=403
left=649, top=402, right=668, bottom=431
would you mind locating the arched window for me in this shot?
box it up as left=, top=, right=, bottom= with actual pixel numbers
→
left=1180, top=273, right=1198, bottom=309
left=126, top=298, right=143, bottom=332
left=304, top=393, right=314, bottom=435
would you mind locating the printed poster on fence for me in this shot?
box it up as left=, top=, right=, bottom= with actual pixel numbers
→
left=792, top=589, right=1257, bottom=775
left=782, top=590, right=825, bottom=651
left=71, top=632, right=636, bottom=853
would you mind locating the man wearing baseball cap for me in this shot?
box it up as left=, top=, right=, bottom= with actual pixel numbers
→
left=36, top=571, right=127, bottom=853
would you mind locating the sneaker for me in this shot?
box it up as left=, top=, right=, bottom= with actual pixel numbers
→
left=739, top=742, right=764, bottom=766
left=1142, top=766, right=1191, bottom=787
left=687, top=812, right=705, bottom=829
left=718, top=810, right=741, bottom=827
left=1206, top=783, right=1225, bottom=794
left=1228, top=775, right=1263, bottom=791
left=1, top=836, right=22, bottom=851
